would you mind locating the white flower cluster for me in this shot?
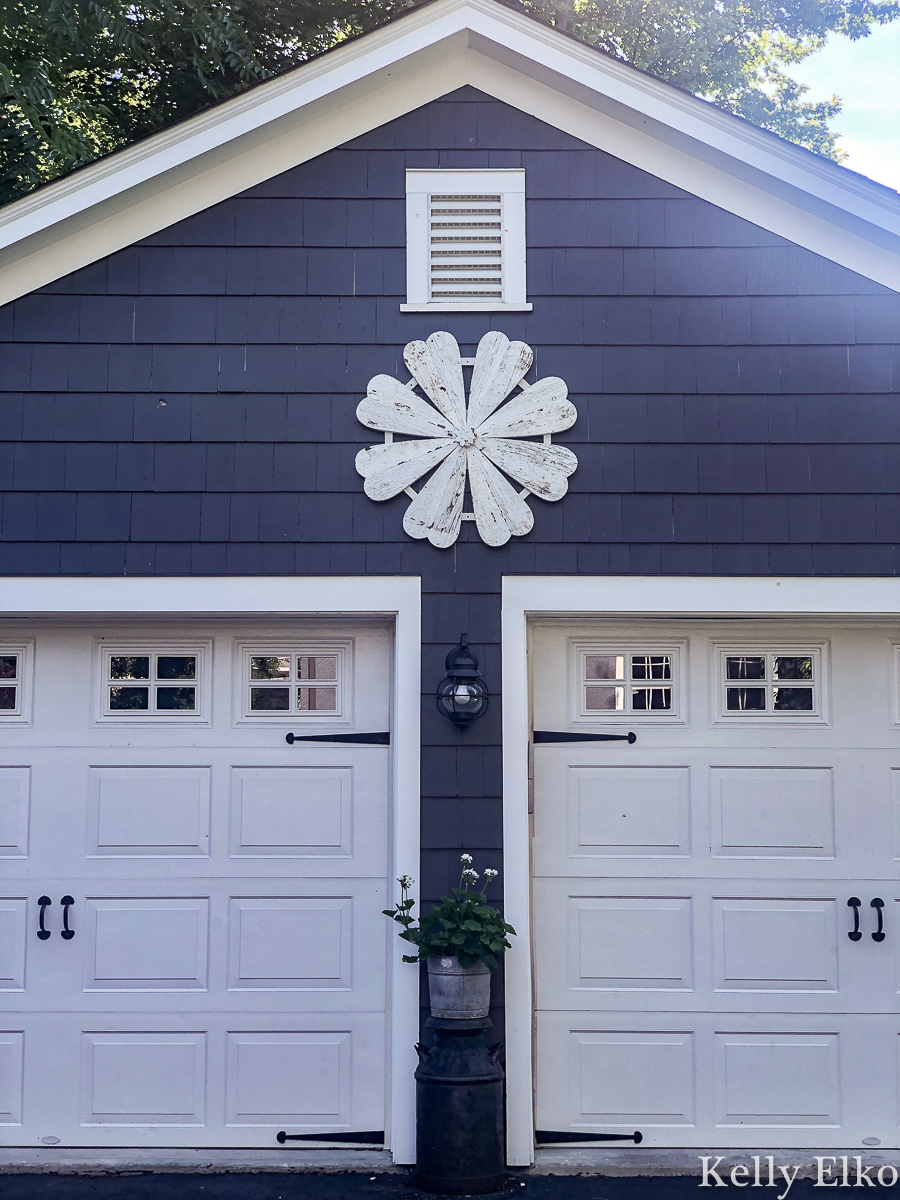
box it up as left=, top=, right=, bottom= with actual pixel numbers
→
left=459, top=853, right=499, bottom=886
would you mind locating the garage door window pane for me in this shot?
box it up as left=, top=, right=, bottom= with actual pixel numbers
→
left=0, top=656, right=18, bottom=680
left=585, top=655, right=624, bottom=680
left=633, top=686, right=672, bottom=710
left=298, top=656, right=337, bottom=681
left=726, top=656, right=765, bottom=680
left=773, top=656, right=812, bottom=680
left=109, top=685, right=149, bottom=710
left=631, top=655, right=671, bottom=680
left=0, top=686, right=17, bottom=709
left=773, top=686, right=814, bottom=710
left=585, top=685, right=625, bottom=711
left=726, top=686, right=766, bottom=711
left=251, top=687, right=290, bottom=711
left=156, top=686, right=196, bottom=710
left=157, top=656, right=196, bottom=680
left=251, top=657, right=290, bottom=680
left=297, top=686, right=337, bottom=711
left=110, top=656, right=150, bottom=680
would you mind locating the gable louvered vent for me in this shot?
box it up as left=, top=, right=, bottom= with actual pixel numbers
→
left=403, top=169, right=530, bottom=312
left=429, top=194, right=503, bottom=302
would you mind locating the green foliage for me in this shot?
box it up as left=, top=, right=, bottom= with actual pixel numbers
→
left=0, top=0, right=410, bottom=203
left=522, top=0, right=900, bottom=161
left=2, top=0, right=897, bottom=205
left=383, top=859, right=516, bottom=971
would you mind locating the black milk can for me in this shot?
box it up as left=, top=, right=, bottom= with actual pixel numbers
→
left=414, top=1016, right=505, bottom=1195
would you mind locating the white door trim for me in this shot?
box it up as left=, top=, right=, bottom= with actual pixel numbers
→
left=501, top=575, right=900, bottom=1166
left=0, top=575, right=421, bottom=1166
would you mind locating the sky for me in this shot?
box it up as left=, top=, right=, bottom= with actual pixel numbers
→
left=788, top=22, right=900, bottom=192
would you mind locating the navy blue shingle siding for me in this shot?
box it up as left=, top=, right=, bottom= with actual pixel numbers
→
left=2, top=85, right=900, bottom=1025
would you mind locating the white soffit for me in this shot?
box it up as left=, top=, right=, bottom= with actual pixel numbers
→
left=1, top=0, right=900, bottom=304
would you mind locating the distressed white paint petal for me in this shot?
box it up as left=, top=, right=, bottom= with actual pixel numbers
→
left=403, top=332, right=467, bottom=427
left=466, top=332, right=533, bottom=428
left=479, top=437, right=578, bottom=501
left=402, top=447, right=467, bottom=548
left=357, top=375, right=454, bottom=437
left=476, top=376, right=576, bottom=438
left=355, top=438, right=454, bottom=501
left=467, top=448, right=534, bottom=547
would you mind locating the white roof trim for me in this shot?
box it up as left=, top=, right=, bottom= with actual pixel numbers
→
left=1, top=0, right=899, bottom=304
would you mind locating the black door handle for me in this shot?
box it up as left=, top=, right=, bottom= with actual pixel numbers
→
left=60, top=895, right=75, bottom=940
left=37, top=895, right=51, bottom=940
left=872, top=897, right=885, bottom=942
left=848, top=896, right=862, bottom=941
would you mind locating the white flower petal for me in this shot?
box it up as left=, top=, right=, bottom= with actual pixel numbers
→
left=476, top=376, right=576, bottom=438
left=357, top=375, right=454, bottom=438
left=403, top=332, right=467, bottom=427
left=480, top=438, right=578, bottom=501
left=355, top=438, right=455, bottom=501
left=402, top=447, right=467, bottom=548
left=467, top=331, right=533, bottom=428
left=467, top=447, right=534, bottom=547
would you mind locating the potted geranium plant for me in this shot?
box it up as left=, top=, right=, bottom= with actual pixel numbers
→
left=384, top=854, right=516, bottom=1018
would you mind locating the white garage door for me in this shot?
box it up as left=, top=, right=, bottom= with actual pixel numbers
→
left=0, top=620, right=391, bottom=1147
left=532, top=619, right=900, bottom=1148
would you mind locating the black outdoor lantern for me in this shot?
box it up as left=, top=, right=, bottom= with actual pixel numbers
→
left=436, top=634, right=489, bottom=730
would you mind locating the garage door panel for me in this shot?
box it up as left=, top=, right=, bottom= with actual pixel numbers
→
left=0, top=768, right=29, bottom=859
left=0, top=622, right=391, bottom=1147
left=566, top=765, right=691, bottom=859
left=711, top=767, right=835, bottom=859
left=536, top=1011, right=898, bottom=1147
left=532, top=621, right=900, bottom=1148
left=535, top=879, right=878, bottom=1013
left=83, top=899, right=210, bottom=992
left=713, top=898, right=839, bottom=994
left=0, top=900, right=27, bottom=991
left=87, top=767, right=211, bottom=858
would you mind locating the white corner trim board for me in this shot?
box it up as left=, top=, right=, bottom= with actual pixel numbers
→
left=0, top=575, right=422, bottom=1167
left=0, top=0, right=899, bottom=304
left=500, top=574, right=900, bottom=1167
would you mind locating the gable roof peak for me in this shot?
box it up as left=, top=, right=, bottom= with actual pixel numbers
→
left=0, top=0, right=899, bottom=302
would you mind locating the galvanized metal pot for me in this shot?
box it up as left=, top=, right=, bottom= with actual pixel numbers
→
left=427, top=955, right=491, bottom=1018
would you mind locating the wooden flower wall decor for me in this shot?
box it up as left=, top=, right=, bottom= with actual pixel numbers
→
left=355, top=331, right=578, bottom=548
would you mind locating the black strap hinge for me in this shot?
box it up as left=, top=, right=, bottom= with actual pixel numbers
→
left=277, top=1130, right=385, bottom=1145
left=285, top=732, right=390, bottom=745
left=532, top=731, right=636, bottom=745
left=535, top=1129, right=643, bottom=1144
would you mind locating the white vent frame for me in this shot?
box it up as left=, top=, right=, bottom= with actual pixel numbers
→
left=401, top=168, right=531, bottom=312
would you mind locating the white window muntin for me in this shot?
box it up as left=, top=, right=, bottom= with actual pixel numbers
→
left=0, top=643, right=32, bottom=722
left=97, top=643, right=209, bottom=722
left=572, top=642, right=684, bottom=721
left=715, top=645, right=824, bottom=721
left=401, top=169, right=531, bottom=312
left=238, top=643, right=349, bottom=721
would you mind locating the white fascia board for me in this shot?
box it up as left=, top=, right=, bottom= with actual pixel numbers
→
left=502, top=574, right=900, bottom=618
left=1, top=0, right=900, bottom=303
